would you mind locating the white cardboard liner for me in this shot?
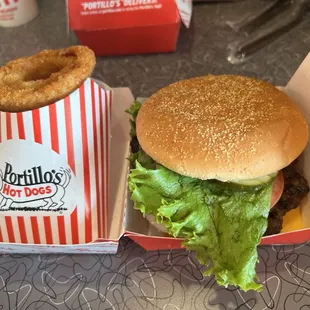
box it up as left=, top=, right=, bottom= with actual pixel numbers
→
left=285, top=53, right=310, bottom=226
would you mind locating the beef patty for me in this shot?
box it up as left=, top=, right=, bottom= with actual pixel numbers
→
left=264, top=160, right=309, bottom=236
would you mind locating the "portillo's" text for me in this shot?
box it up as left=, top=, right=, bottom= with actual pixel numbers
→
left=3, top=163, right=63, bottom=186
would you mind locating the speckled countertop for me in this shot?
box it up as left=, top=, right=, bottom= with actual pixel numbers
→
left=1, top=0, right=310, bottom=309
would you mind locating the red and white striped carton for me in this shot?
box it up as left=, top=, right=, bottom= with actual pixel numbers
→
left=0, top=78, right=113, bottom=251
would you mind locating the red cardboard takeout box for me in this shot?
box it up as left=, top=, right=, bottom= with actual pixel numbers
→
left=1, top=54, right=310, bottom=254
left=67, top=0, right=192, bottom=56
left=121, top=52, right=310, bottom=252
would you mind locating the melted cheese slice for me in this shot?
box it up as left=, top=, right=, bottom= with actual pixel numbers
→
left=281, top=206, right=306, bottom=233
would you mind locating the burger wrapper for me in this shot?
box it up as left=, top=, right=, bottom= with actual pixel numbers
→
left=0, top=78, right=112, bottom=247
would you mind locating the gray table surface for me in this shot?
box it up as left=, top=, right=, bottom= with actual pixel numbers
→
left=1, top=0, right=310, bottom=309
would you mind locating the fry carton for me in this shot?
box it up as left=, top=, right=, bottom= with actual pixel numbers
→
left=67, top=0, right=192, bottom=56
left=0, top=79, right=113, bottom=249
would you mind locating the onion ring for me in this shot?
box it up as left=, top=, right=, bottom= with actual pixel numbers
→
left=0, top=45, right=96, bottom=112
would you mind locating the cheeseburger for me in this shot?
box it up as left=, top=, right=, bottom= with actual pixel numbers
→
left=127, top=75, right=309, bottom=291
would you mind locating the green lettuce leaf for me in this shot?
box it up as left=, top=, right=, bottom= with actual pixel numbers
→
left=127, top=102, right=273, bottom=292
left=128, top=150, right=155, bottom=170
left=125, top=101, right=141, bottom=137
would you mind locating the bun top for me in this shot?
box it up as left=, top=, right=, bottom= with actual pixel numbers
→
left=136, top=75, right=309, bottom=181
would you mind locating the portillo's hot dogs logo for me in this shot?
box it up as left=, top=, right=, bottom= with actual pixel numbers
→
left=0, top=163, right=71, bottom=211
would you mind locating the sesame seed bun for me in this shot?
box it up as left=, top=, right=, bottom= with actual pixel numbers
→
left=136, top=75, right=308, bottom=181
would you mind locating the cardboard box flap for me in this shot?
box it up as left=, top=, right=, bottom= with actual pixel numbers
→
left=285, top=53, right=310, bottom=136
left=108, top=87, right=133, bottom=240
left=285, top=52, right=310, bottom=229
left=109, top=92, right=171, bottom=241
left=68, top=0, right=186, bottom=31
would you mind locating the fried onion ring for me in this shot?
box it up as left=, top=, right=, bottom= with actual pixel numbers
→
left=0, top=45, right=96, bottom=112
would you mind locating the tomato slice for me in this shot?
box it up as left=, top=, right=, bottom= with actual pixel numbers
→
left=270, top=171, right=284, bottom=208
